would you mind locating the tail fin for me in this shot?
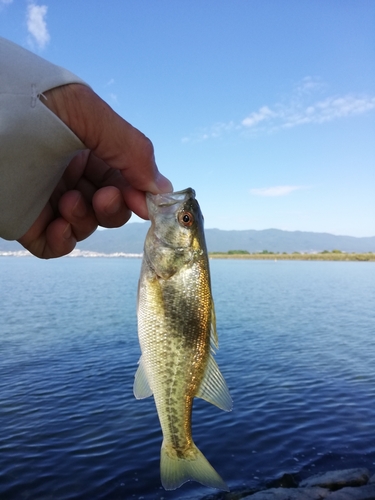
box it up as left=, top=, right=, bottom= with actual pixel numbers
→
left=160, top=441, right=229, bottom=491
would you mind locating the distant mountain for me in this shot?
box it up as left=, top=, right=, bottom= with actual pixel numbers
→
left=205, top=228, right=375, bottom=254
left=1, top=223, right=375, bottom=254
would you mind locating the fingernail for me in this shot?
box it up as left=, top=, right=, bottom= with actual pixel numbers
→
left=105, top=195, right=122, bottom=215
left=63, top=223, right=72, bottom=240
left=154, top=172, right=173, bottom=193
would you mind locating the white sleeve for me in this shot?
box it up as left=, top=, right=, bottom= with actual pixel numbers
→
left=0, top=37, right=88, bottom=240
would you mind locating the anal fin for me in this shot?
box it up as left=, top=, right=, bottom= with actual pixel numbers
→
left=196, top=354, right=232, bottom=411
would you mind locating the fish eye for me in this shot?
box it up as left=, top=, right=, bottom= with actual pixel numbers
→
left=178, top=211, right=194, bottom=227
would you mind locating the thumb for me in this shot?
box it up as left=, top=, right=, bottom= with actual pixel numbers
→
left=43, top=84, right=173, bottom=194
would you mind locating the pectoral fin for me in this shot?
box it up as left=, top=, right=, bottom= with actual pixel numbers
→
left=196, top=354, right=232, bottom=411
left=210, top=303, right=219, bottom=349
left=133, top=356, right=153, bottom=399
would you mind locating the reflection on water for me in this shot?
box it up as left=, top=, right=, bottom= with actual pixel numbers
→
left=0, top=258, right=375, bottom=499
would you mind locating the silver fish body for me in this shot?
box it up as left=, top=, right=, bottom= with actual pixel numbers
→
left=134, top=188, right=232, bottom=491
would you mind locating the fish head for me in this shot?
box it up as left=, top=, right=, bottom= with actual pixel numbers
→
left=144, top=188, right=207, bottom=279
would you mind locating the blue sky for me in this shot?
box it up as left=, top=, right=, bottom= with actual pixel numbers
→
left=1, top=1, right=374, bottom=237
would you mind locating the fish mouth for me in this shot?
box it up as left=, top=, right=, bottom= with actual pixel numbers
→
left=147, top=188, right=196, bottom=207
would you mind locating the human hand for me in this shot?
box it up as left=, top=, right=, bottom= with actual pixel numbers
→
left=17, top=84, right=172, bottom=259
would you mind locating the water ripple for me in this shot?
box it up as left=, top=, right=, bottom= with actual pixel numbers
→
left=1, top=258, right=375, bottom=499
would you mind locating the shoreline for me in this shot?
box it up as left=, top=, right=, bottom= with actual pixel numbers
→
left=209, top=252, right=375, bottom=262
left=0, top=251, right=374, bottom=261
left=202, top=467, right=375, bottom=499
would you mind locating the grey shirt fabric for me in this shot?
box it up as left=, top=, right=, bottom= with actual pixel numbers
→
left=0, top=37, right=88, bottom=240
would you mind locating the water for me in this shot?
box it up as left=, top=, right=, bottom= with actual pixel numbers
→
left=1, top=257, right=375, bottom=499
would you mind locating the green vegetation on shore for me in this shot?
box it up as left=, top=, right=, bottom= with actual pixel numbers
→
left=209, top=250, right=375, bottom=261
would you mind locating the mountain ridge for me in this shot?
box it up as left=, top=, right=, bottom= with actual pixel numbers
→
left=1, top=223, right=374, bottom=254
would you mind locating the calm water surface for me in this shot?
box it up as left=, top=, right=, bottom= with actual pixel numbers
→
left=1, top=257, right=375, bottom=499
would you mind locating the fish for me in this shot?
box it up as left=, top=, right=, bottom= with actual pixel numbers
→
left=134, top=187, right=232, bottom=491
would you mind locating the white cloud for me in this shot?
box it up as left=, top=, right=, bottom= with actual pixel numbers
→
left=183, top=121, right=236, bottom=143
left=243, top=94, right=375, bottom=132
left=184, top=77, right=375, bottom=142
left=106, top=78, right=115, bottom=86
left=27, top=3, right=50, bottom=49
left=241, top=106, right=274, bottom=127
left=250, top=186, right=304, bottom=197
left=294, top=76, right=327, bottom=95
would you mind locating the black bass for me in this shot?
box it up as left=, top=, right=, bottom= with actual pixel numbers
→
left=134, top=188, right=232, bottom=491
